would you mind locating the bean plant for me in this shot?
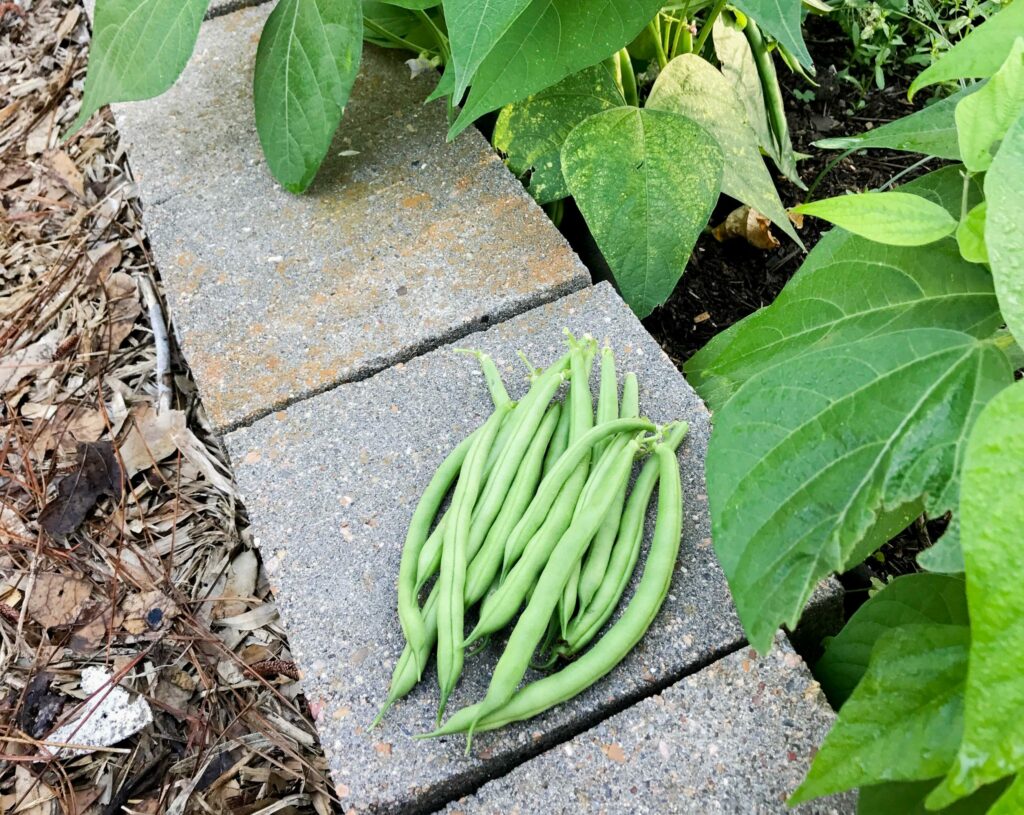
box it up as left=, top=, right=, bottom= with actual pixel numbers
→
left=74, top=0, right=820, bottom=317
left=687, top=4, right=1024, bottom=809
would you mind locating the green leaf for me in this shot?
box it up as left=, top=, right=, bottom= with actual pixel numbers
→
left=857, top=777, right=1012, bottom=814
left=955, top=38, right=1024, bottom=173
left=731, top=0, right=812, bottom=68
left=686, top=236, right=1002, bottom=409
left=791, top=624, right=970, bottom=803
left=814, top=85, right=977, bottom=161
left=448, top=0, right=664, bottom=138
left=990, top=776, right=1024, bottom=815
left=70, top=0, right=210, bottom=133
left=561, top=107, right=723, bottom=318
left=927, top=380, right=1024, bottom=807
left=646, top=54, right=800, bottom=245
left=492, top=64, right=625, bottom=205
left=253, top=0, right=363, bottom=193
left=713, top=14, right=799, bottom=184
left=985, top=111, right=1024, bottom=347
left=909, top=1, right=1024, bottom=100
left=957, top=201, right=989, bottom=264
left=442, top=0, right=533, bottom=100
left=815, top=573, right=968, bottom=706
left=917, top=520, right=966, bottom=574
left=901, top=165, right=984, bottom=217
left=794, top=192, right=958, bottom=246
left=707, top=328, right=1011, bottom=652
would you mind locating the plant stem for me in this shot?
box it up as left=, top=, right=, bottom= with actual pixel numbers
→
left=364, top=18, right=429, bottom=55
left=618, top=49, right=639, bottom=107
left=415, top=9, right=451, bottom=65
left=648, top=19, right=669, bottom=68
left=693, top=0, right=727, bottom=55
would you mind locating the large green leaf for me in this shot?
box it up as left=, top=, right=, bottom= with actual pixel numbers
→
left=927, top=380, right=1024, bottom=807
left=902, top=164, right=984, bottom=216
left=561, top=107, right=723, bottom=317
left=253, top=0, right=363, bottom=193
left=646, top=55, right=799, bottom=244
left=815, top=85, right=977, bottom=160
left=794, top=192, right=958, bottom=246
left=793, top=624, right=971, bottom=803
left=956, top=38, right=1024, bottom=173
left=731, top=0, right=811, bottom=68
left=71, top=0, right=210, bottom=133
left=707, top=328, right=1011, bottom=652
left=447, top=0, right=664, bottom=138
left=492, top=64, right=625, bottom=205
left=857, top=777, right=1012, bottom=814
left=990, top=775, right=1024, bottom=815
left=442, top=0, right=532, bottom=100
left=985, top=111, right=1024, bottom=347
left=917, top=519, right=966, bottom=574
left=909, top=1, right=1024, bottom=100
left=957, top=202, right=989, bottom=265
left=686, top=237, right=1002, bottom=410
left=816, top=573, right=968, bottom=706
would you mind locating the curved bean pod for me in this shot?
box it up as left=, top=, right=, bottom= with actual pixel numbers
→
left=444, top=437, right=644, bottom=741
left=436, top=403, right=510, bottom=721
left=541, top=398, right=570, bottom=478
left=566, top=422, right=688, bottom=655
left=430, top=440, right=682, bottom=738
left=499, top=417, right=654, bottom=574
left=469, top=433, right=634, bottom=645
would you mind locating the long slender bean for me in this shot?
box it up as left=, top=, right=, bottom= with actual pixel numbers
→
left=436, top=404, right=509, bottom=721
left=470, top=432, right=634, bottom=644
left=566, top=422, right=688, bottom=655
left=464, top=402, right=561, bottom=606
left=428, top=441, right=682, bottom=738
left=541, top=398, right=570, bottom=478
left=455, top=349, right=511, bottom=409
left=438, top=437, right=644, bottom=743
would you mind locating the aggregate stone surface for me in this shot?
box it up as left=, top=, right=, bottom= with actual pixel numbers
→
left=113, top=4, right=588, bottom=431
left=226, top=284, right=838, bottom=813
left=444, top=636, right=856, bottom=815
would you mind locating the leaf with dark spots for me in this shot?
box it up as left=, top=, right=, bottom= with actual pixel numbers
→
left=39, top=441, right=122, bottom=537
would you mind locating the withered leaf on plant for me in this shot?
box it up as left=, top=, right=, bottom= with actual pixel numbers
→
left=711, top=205, right=781, bottom=250
left=38, top=441, right=122, bottom=537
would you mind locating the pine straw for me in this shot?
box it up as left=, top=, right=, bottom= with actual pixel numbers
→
left=1, top=2, right=337, bottom=812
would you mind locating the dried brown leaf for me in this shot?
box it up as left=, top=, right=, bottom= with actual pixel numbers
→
left=25, top=572, right=91, bottom=629
left=711, top=205, right=781, bottom=250
left=38, top=440, right=122, bottom=536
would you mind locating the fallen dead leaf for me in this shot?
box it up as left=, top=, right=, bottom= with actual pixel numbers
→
left=42, top=149, right=84, bottom=197
left=0, top=330, right=58, bottom=396
left=25, top=572, right=91, bottom=629
left=119, top=589, right=178, bottom=635
left=38, top=441, right=122, bottom=537
left=102, top=272, right=141, bottom=353
left=711, top=205, right=780, bottom=250
left=118, top=405, right=180, bottom=477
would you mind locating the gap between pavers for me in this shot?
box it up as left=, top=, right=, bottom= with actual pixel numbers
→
left=225, top=283, right=841, bottom=814
left=110, top=3, right=589, bottom=433
left=442, top=634, right=856, bottom=814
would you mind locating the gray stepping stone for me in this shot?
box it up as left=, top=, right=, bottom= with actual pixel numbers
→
left=443, top=636, right=856, bottom=814
left=113, top=4, right=588, bottom=431
left=225, top=283, right=839, bottom=813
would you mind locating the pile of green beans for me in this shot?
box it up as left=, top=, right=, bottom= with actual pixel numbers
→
left=372, top=332, right=686, bottom=750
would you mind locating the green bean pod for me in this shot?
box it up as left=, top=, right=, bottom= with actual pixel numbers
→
left=397, top=431, right=477, bottom=678
left=557, top=335, right=597, bottom=638
left=429, top=440, right=682, bottom=738
left=499, top=417, right=655, bottom=574
left=592, top=345, right=618, bottom=461
left=541, top=398, right=571, bottom=478
left=442, top=437, right=643, bottom=741
left=456, top=349, right=511, bottom=409
left=576, top=368, right=639, bottom=615
left=436, top=404, right=510, bottom=721
left=463, top=402, right=561, bottom=607
left=467, top=352, right=571, bottom=566
left=469, top=433, right=634, bottom=645
left=566, top=422, right=688, bottom=655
